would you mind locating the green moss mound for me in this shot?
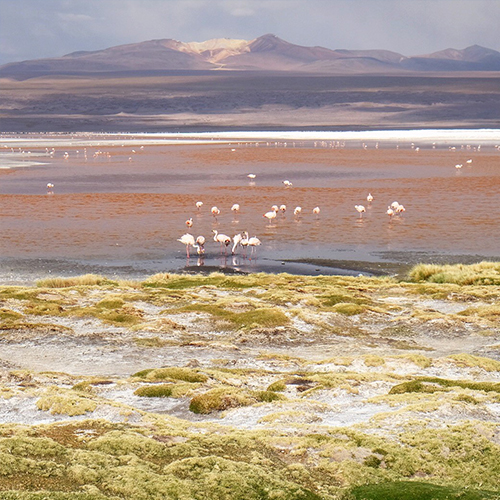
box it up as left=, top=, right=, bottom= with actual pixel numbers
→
left=134, top=384, right=174, bottom=397
left=132, top=367, right=208, bottom=383
left=389, top=377, right=500, bottom=395
left=351, top=481, right=499, bottom=500
left=164, top=456, right=322, bottom=500
left=189, top=388, right=256, bottom=414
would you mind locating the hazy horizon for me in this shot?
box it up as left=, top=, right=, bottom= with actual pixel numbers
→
left=1, top=0, right=500, bottom=65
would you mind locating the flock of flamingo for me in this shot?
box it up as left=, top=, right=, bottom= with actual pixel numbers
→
left=177, top=170, right=409, bottom=259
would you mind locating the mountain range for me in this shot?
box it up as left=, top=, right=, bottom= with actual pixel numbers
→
left=2, top=34, right=500, bottom=77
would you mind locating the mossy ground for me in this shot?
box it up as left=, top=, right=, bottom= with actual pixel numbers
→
left=0, top=265, right=499, bottom=499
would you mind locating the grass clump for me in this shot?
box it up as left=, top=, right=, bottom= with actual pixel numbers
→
left=350, top=481, right=499, bottom=500
left=36, top=274, right=115, bottom=288
left=331, top=303, right=366, bottom=315
left=132, top=367, right=208, bottom=383
left=134, top=384, right=174, bottom=398
left=408, top=262, right=500, bottom=285
left=447, top=354, right=500, bottom=372
left=389, top=377, right=500, bottom=395
left=69, top=297, right=142, bottom=326
left=267, top=380, right=287, bottom=392
left=397, top=354, right=433, bottom=369
left=189, top=388, right=256, bottom=414
left=133, top=336, right=168, bottom=348
left=0, top=309, right=23, bottom=321
left=364, top=355, right=386, bottom=367
left=254, top=390, right=287, bottom=403
left=179, top=303, right=290, bottom=330
left=36, top=390, right=98, bottom=416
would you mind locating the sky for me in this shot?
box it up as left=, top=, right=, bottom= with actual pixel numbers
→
left=1, top=0, right=500, bottom=65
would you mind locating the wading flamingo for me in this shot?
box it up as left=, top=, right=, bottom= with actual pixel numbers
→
left=195, top=235, right=206, bottom=254
left=248, top=235, right=261, bottom=258
left=367, top=193, right=374, bottom=203
left=355, top=205, right=366, bottom=217
left=211, top=206, right=220, bottom=220
left=263, top=209, right=277, bottom=223
left=232, top=233, right=243, bottom=254
left=240, top=232, right=249, bottom=256
left=185, top=218, right=193, bottom=228
left=196, top=201, right=203, bottom=210
left=213, top=230, right=231, bottom=254
left=178, top=233, right=195, bottom=258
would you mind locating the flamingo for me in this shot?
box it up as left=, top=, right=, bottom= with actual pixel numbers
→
left=248, top=235, right=261, bottom=258
left=247, top=174, right=256, bottom=180
left=283, top=180, right=293, bottom=187
left=455, top=164, right=463, bottom=169
left=178, top=233, right=195, bottom=257
left=195, top=235, right=206, bottom=254
left=312, top=206, right=320, bottom=217
left=294, top=206, right=302, bottom=216
left=395, top=204, right=406, bottom=214
left=196, top=201, right=203, bottom=210
left=263, top=209, right=277, bottom=222
left=271, top=205, right=279, bottom=212
left=466, top=159, right=473, bottom=164
left=355, top=205, right=366, bottom=217
left=46, top=183, right=54, bottom=190
left=213, top=230, right=231, bottom=254
left=390, top=201, right=400, bottom=210
left=279, top=204, right=287, bottom=214
left=185, top=218, right=193, bottom=228
left=232, top=233, right=243, bottom=254
left=211, top=206, right=220, bottom=220
left=387, top=207, right=394, bottom=218
left=240, top=232, right=249, bottom=256
left=231, top=203, right=240, bottom=213
left=367, top=193, right=374, bottom=203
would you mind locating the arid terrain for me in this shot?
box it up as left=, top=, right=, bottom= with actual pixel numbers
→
left=1, top=264, right=499, bottom=499
left=1, top=72, right=500, bottom=132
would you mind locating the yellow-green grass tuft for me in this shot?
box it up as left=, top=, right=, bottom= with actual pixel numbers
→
left=389, top=377, right=500, bottom=395
left=132, top=367, right=208, bottom=383
left=189, top=388, right=257, bottom=414
left=36, top=390, right=98, bottom=416
left=36, top=274, right=116, bottom=288
left=134, top=384, right=174, bottom=398
left=447, top=354, right=500, bottom=372
left=267, top=380, right=287, bottom=392
left=331, top=302, right=366, bottom=315
left=364, top=355, right=386, bottom=367
left=408, top=262, right=500, bottom=285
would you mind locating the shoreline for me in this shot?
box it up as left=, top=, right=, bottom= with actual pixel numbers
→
left=1, top=127, right=500, bottom=147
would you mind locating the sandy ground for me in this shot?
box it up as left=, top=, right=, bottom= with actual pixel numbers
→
left=1, top=72, right=500, bottom=132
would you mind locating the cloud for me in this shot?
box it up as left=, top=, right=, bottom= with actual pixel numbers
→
left=230, top=8, right=256, bottom=17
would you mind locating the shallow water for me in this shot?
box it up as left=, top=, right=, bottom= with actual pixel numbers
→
left=1, top=135, right=499, bottom=280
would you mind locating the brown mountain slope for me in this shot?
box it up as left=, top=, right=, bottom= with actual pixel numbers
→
left=1, top=35, right=499, bottom=77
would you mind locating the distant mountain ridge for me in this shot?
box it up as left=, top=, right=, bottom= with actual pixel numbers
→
left=2, top=34, right=500, bottom=76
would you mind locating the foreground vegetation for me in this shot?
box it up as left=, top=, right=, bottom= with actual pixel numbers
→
left=0, top=263, right=499, bottom=498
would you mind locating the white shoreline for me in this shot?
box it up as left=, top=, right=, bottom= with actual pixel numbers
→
left=1, top=128, right=499, bottom=148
